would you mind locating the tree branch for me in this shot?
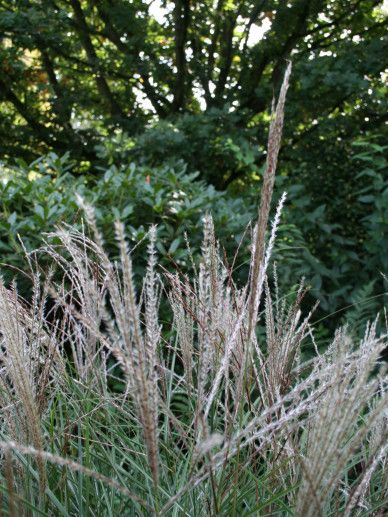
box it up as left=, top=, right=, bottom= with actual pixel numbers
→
left=172, top=0, right=191, bottom=111
left=213, top=4, right=242, bottom=105
left=70, top=0, right=127, bottom=121
left=0, top=77, right=52, bottom=143
left=241, top=0, right=267, bottom=55
left=239, top=0, right=314, bottom=112
left=36, top=44, right=73, bottom=125
left=206, top=0, right=224, bottom=89
left=92, top=0, right=169, bottom=117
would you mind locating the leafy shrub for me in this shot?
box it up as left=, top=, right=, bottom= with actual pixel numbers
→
left=272, top=137, right=387, bottom=324
left=353, top=139, right=388, bottom=274
left=97, top=108, right=262, bottom=190
left=0, top=153, right=252, bottom=291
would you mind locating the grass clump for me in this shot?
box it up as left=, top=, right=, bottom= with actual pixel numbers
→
left=0, top=65, right=386, bottom=516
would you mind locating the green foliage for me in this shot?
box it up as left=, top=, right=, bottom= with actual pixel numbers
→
left=1, top=136, right=386, bottom=329
left=353, top=138, right=388, bottom=273
left=276, top=136, right=387, bottom=320
left=127, top=109, right=262, bottom=188
left=0, top=153, right=252, bottom=289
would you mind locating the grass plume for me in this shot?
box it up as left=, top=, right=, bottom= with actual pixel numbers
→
left=0, top=64, right=386, bottom=516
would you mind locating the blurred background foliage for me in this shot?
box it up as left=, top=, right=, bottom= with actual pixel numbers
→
left=0, top=0, right=387, bottom=331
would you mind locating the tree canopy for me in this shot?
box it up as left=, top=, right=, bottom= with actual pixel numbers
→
left=0, top=0, right=386, bottom=164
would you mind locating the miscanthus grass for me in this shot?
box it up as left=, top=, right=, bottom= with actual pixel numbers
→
left=0, top=64, right=387, bottom=516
